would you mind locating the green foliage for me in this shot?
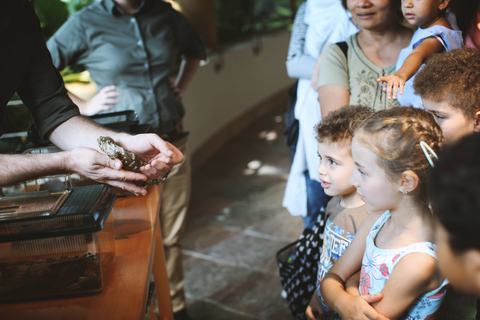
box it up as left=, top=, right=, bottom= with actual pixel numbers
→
left=30, top=0, right=95, bottom=39
left=215, top=0, right=301, bottom=45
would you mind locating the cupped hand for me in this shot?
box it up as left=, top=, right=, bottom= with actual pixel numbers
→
left=305, top=291, right=325, bottom=320
left=83, top=85, right=119, bottom=116
left=119, top=134, right=184, bottom=180
left=337, top=294, right=390, bottom=320
left=66, top=147, right=149, bottom=196
left=377, top=75, right=405, bottom=100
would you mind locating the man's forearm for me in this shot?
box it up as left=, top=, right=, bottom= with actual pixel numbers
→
left=175, top=59, right=201, bottom=93
left=0, top=152, right=68, bottom=187
left=48, top=115, right=130, bottom=151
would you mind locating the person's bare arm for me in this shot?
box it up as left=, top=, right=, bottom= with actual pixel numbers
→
left=369, top=253, right=443, bottom=320
left=345, top=270, right=361, bottom=296
left=378, top=37, right=444, bottom=99
left=171, top=58, right=201, bottom=98
left=67, top=86, right=117, bottom=116
left=46, top=115, right=182, bottom=195
left=317, top=85, right=350, bottom=118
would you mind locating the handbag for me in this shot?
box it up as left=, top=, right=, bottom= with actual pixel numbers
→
left=277, top=212, right=325, bottom=320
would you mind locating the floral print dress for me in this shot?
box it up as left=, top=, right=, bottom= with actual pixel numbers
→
left=360, top=211, right=448, bottom=319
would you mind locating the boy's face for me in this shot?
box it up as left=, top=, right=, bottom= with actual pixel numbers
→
left=436, top=222, right=480, bottom=297
left=317, top=141, right=356, bottom=197
left=422, top=98, right=476, bottom=144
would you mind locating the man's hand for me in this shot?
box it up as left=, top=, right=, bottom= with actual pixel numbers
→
left=377, top=74, right=406, bottom=100
left=65, top=147, right=149, bottom=196
left=305, top=290, right=325, bottom=320
left=82, top=85, right=118, bottom=116
left=118, top=133, right=184, bottom=180
left=336, top=294, right=390, bottom=320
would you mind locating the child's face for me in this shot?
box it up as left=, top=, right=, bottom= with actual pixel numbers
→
left=317, top=141, right=356, bottom=197
left=401, top=0, right=447, bottom=28
left=422, top=98, right=475, bottom=144
left=436, top=222, right=480, bottom=297
left=349, top=137, right=402, bottom=212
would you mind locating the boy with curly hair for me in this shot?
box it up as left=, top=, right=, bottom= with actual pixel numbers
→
left=414, top=47, right=480, bottom=144
left=306, top=105, right=375, bottom=320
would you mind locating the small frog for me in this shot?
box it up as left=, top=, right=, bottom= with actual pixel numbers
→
left=97, top=136, right=169, bottom=188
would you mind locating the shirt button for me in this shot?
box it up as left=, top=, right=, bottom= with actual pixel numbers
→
left=144, top=63, right=149, bottom=69
left=148, top=89, right=154, bottom=94
left=137, top=40, right=143, bottom=46
left=130, top=17, right=135, bottom=23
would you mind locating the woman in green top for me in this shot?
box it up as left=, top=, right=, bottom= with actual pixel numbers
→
left=317, top=0, right=412, bottom=117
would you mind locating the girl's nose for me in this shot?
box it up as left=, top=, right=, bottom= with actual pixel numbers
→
left=349, top=170, right=359, bottom=187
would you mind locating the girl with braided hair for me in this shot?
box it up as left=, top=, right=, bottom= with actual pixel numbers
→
left=320, top=107, right=447, bottom=320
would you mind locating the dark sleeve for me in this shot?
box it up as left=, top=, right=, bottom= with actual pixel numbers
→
left=170, top=9, right=207, bottom=60
left=47, top=12, right=89, bottom=71
left=16, top=4, right=80, bottom=139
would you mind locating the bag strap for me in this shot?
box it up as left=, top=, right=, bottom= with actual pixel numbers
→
left=335, top=41, right=348, bottom=59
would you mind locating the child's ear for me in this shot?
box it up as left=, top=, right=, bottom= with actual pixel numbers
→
left=439, top=0, right=451, bottom=11
left=399, top=170, right=419, bottom=194
left=473, top=111, right=480, bottom=133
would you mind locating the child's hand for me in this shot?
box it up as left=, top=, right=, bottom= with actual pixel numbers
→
left=377, top=74, right=406, bottom=100
left=337, top=294, right=390, bottom=320
left=305, top=290, right=325, bottom=320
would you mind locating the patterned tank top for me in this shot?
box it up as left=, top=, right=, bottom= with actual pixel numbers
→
left=359, top=211, right=448, bottom=319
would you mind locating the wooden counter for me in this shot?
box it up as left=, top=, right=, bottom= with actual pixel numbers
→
left=0, top=184, right=173, bottom=320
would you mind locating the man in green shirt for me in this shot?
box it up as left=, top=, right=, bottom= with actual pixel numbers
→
left=47, top=1, right=206, bottom=318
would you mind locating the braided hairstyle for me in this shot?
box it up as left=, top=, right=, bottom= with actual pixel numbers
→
left=355, top=107, right=444, bottom=204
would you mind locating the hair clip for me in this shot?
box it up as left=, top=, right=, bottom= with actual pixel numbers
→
left=419, top=141, right=438, bottom=168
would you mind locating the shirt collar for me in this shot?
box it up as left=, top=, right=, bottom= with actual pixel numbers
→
left=104, top=0, right=148, bottom=16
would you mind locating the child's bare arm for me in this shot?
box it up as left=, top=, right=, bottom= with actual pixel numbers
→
left=345, top=270, right=361, bottom=296
left=305, top=290, right=325, bottom=320
left=378, top=37, right=444, bottom=99
left=370, top=253, right=443, bottom=320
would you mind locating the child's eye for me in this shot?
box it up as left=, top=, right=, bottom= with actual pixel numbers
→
left=329, top=159, right=338, bottom=166
left=358, top=168, right=365, bottom=175
left=434, top=114, right=445, bottom=120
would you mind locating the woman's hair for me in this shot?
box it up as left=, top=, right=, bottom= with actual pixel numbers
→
left=315, top=105, right=374, bottom=149
left=355, top=107, right=444, bottom=203
left=414, top=47, right=480, bottom=121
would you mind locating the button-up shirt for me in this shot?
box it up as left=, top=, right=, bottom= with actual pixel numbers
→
left=47, top=0, right=206, bottom=133
left=0, top=0, right=80, bottom=138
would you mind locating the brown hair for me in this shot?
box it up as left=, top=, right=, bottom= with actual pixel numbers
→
left=355, top=107, right=444, bottom=203
left=315, top=105, right=374, bottom=148
left=414, top=47, right=480, bottom=120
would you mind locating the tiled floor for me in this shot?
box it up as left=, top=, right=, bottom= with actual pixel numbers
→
left=181, top=101, right=304, bottom=319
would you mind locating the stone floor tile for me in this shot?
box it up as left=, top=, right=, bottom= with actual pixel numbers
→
left=200, top=233, right=290, bottom=269
left=181, top=224, right=242, bottom=252
left=184, top=257, right=250, bottom=300
left=186, top=300, right=258, bottom=320
left=208, top=271, right=289, bottom=319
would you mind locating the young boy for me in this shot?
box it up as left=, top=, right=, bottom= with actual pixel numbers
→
left=414, top=47, right=480, bottom=144
left=306, top=105, right=374, bottom=320
left=416, top=49, right=480, bottom=319
left=428, top=133, right=480, bottom=298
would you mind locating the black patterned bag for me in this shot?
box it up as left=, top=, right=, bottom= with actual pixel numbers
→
left=277, top=214, right=325, bottom=320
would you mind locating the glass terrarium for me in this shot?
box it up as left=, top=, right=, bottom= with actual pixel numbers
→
left=0, top=184, right=116, bottom=302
